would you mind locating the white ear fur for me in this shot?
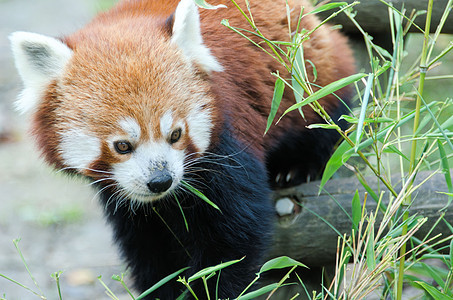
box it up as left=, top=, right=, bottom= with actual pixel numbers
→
left=171, top=0, right=223, bottom=73
left=9, top=31, right=73, bottom=114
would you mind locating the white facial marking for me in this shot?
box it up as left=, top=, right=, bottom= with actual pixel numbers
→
left=119, top=117, right=141, bottom=142
left=9, top=31, right=73, bottom=114
left=112, top=141, right=185, bottom=202
left=160, top=110, right=173, bottom=137
left=171, top=0, right=223, bottom=73
left=187, top=106, right=212, bottom=152
left=59, top=129, right=101, bottom=171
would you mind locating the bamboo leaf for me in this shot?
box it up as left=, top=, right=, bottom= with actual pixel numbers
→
left=419, top=262, right=447, bottom=290
left=194, top=0, right=226, bottom=9
left=265, top=77, right=285, bottom=134
left=236, top=283, right=280, bottom=300
left=340, top=115, right=394, bottom=124
left=383, top=145, right=410, bottom=162
left=355, top=73, right=374, bottom=151
left=259, top=256, right=307, bottom=274
left=319, top=133, right=354, bottom=193
left=175, top=194, right=189, bottom=232
left=291, top=41, right=307, bottom=118
left=308, top=2, right=347, bottom=15
left=414, top=281, right=453, bottom=300
left=450, top=239, right=453, bottom=269
left=366, top=222, right=376, bottom=270
left=280, top=73, right=367, bottom=120
left=345, top=101, right=437, bottom=157
left=306, top=123, right=340, bottom=130
left=437, top=139, right=453, bottom=209
left=351, top=190, right=361, bottom=232
left=181, top=181, right=221, bottom=212
left=136, top=267, right=190, bottom=300
left=188, top=258, right=243, bottom=282
left=376, top=60, right=392, bottom=76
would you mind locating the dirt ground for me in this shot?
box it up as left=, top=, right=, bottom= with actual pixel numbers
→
left=0, top=0, right=130, bottom=299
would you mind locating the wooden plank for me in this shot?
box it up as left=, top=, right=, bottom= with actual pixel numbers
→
left=318, top=0, right=453, bottom=34
left=268, top=170, right=453, bottom=266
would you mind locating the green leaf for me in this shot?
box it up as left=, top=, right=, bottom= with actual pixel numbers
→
left=174, top=194, right=189, bottom=232
left=306, top=123, right=340, bottom=130
left=373, top=44, right=393, bottom=60
left=383, top=145, right=410, bottom=162
left=136, top=267, right=190, bottom=300
left=319, top=133, right=354, bottom=193
left=386, top=215, right=421, bottom=238
left=419, top=262, right=447, bottom=290
left=344, top=101, right=437, bottom=157
left=291, top=41, right=307, bottom=119
left=188, top=258, right=243, bottom=282
left=356, top=73, right=374, bottom=151
left=259, top=256, right=307, bottom=274
left=236, top=283, right=280, bottom=300
left=351, top=190, right=361, bottom=232
left=193, top=0, right=226, bottom=9
left=280, top=73, right=367, bottom=120
left=366, top=224, right=376, bottom=270
left=308, top=2, right=347, bottom=14
left=375, top=60, right=392, bottom=76
left=340, top=115, right=394, bottom=124
left=181, top=181, right=221, bottom=212
left=265, top=77, right=285, bottom=134
left=414, top=281, right=453, bottom=300
left=450, top=239, right=453, bottom=269
left=437, top=139, right=453, bottom=209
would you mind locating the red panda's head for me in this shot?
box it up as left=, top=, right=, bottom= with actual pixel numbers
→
left=10, top=0, right=223, bottom=202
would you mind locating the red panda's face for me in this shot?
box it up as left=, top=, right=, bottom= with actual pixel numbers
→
left=50, top=33, right=216, bottom=202
left=10, top=0, right=223, bottom=203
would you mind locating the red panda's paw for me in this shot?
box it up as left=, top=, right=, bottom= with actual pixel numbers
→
left=273, top=168, right=318, bottom=189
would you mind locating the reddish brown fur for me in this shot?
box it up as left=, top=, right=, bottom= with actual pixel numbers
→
left=34, top=0, right=355, bottom=173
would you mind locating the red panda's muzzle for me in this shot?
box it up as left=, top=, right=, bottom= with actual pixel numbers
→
left=147, top=169, right=173, bottom=194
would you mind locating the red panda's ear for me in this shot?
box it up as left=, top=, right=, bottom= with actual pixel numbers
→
left=170, top=0, right=223, bottom=74
left=9, top=32, right=73, bottom=114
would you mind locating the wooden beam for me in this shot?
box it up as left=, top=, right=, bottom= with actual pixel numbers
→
left=318, top=0, right=453, bottom=34
left=267, top=170, right=453, bottom=266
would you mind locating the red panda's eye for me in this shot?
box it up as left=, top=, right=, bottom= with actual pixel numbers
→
left=169, top=128, right=182, bottom=144
left=114, top=141, right=133, bottom=154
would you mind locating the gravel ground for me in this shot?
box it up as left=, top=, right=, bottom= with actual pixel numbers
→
left=0, top=1, right=129, bottom=299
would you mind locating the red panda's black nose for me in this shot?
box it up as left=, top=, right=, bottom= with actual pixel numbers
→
left=147, top=171, right=173, bottom=194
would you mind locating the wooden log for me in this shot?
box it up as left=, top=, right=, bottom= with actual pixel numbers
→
left=267, top=170, right=453, bottom=266
left=318, top=0, right=453, bottom=35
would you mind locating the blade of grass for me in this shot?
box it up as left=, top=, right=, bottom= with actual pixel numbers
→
left=136, top=267, right=190, bottom=300
left=0, top=273, right=44, bottom=299
left=437, top=140, right=453, bottom=209
left=279, top=73, right=367, bottom=121
left=193, top=0, right=226, bottom=9
left=265, top=76, right=285, bottom=134
left=181, top=181, right=221, bottom=212
left=351, top=190, right=361, bottom=232
left=188, top=259, right=243, bottom=282
left=308, top=2, right=348, bottom=15
left=355, top=73, right=374, bottom=151
left=13, top=239, right=45, bottom=298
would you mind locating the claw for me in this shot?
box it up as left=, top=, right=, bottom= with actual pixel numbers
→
left=275, top=173, right=282, bottom=183
left=285, top=171, right=292, bottom=183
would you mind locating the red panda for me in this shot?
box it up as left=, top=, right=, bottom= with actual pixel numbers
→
left=10, top=0, right=355, bottom=298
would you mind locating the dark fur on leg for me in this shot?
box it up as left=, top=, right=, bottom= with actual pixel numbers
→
left=267, top=101, right=350, bottom=188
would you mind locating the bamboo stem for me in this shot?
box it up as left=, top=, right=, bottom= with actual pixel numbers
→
left=396, top=0, right=433, bottom=299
